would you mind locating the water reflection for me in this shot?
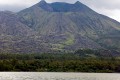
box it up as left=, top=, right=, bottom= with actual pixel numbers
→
left=0, top=72, right=119, bottom=80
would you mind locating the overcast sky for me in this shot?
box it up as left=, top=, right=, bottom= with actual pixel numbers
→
left=0, top=0, right=120, bottom=22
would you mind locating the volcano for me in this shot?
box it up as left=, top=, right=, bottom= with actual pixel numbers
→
left=0, top=0, right=120, bottom=53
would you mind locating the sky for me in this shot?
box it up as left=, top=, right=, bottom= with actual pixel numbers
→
left=0, top=0, right=120, bottom=22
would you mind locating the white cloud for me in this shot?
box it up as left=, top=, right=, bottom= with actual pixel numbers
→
left=0, top=0, right=38, bottom=5
left=90, top=6, right=120, bottom=22
left=79, top=0, right=120, bottom=22
left=101, top=9, right=120, bottom=22
left=0, top=0, right=39, bottom=11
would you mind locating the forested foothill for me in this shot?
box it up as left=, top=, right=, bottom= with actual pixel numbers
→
left=0, top=49, right=120, bottom=72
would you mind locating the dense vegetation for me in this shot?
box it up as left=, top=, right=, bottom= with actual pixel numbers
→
left=0, top=49, right=120, bottom=72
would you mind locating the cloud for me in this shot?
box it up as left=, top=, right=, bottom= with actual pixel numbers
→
left=0, top=0, right=120, bottom=22
left=0, top=5, right=25, bottom=12
left=79, top=0, right=120, bottom=22
left=0, top=0, right=38, bottom=5
left=0, top=0, right=39, bottom=11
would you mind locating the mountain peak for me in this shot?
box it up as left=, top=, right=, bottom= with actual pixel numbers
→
left=39, top=0, right=47, bottom=4
left=75, top=1, right=80, bottom=4
left=74, top=1, right=84, bottom=6
left=36, top=1, right=93, bottom=12
left=37, top=0, right=53, bottom=11
left=40, top=0, right=46, bottom=2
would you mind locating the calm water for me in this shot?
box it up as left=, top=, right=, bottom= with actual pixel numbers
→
left=0, top=72, right=119, bottom=80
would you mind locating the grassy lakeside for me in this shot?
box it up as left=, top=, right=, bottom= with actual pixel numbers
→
left=0, top=53, right=120, bottom=72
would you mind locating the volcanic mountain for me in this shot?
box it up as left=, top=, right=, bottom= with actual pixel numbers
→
left=0, top=0, right=120, bottom=53
left=18, top=0, right=120, bottom=52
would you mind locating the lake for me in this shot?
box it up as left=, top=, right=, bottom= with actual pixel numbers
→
left=0, top=72, right=119, bottom=80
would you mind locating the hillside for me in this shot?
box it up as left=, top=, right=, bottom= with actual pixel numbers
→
left=0, top=11, right=51, bottom=53
left=0, top=0, right=120, bottom=53
left=18, top=0, right=120, bottom=52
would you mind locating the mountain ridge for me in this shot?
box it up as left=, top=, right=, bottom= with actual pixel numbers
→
left=0, top=1, right=120, bottom=53
left=35, top=0, right=95, bottom=13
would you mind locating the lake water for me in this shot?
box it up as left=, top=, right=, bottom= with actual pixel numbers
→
left=0, top=72, right=119, bottom=80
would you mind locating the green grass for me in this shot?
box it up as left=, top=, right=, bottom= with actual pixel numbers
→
left=63, top=32, right=75, bottom=46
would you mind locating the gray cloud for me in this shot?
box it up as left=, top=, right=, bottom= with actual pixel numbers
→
left=0, top=5, right=26, bottom=12
left=79, top=0, right=120, bottom=10
left=47, top=0, right=120, bottom=9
